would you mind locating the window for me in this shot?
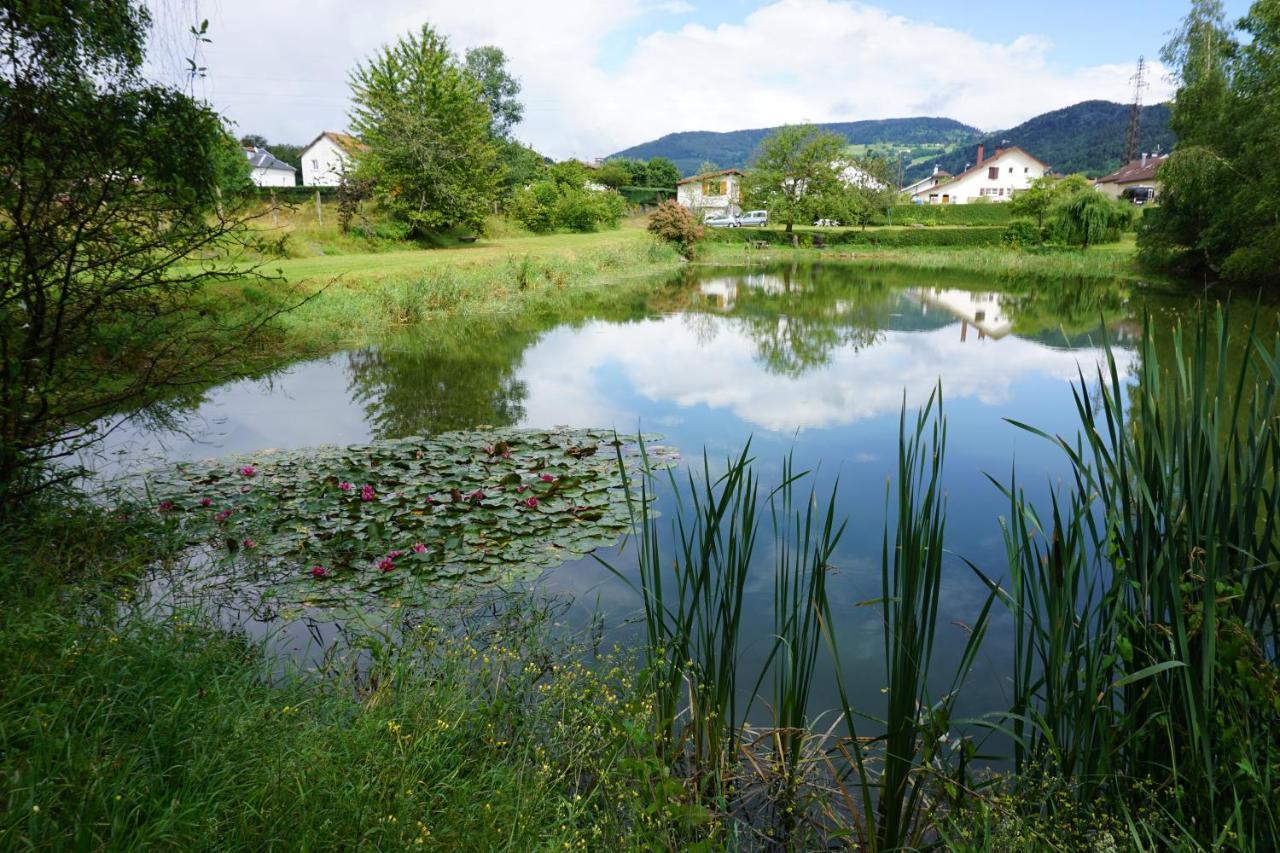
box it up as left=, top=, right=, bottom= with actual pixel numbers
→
left=988, top=166, right=999, bottom=180
left=311, top=159, right=318, bottom=169
left=1008, top=167, right=1013, bottom=173
left=1023, top=167, right=1029, bottom=173
left=702, top=179, right=726, bottom=196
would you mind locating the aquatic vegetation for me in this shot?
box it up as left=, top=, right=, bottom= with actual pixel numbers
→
left=143, top=427, right=675, bottom=608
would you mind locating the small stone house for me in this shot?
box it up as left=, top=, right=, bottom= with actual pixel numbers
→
left=676, top=169, right=744, bottom=219
left=300, top=131, right=367, bottom=187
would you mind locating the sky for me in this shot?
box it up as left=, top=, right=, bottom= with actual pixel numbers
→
left=151, top=0, right=1252, bottom=160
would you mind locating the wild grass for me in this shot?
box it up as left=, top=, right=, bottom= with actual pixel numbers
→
left=0, top=499, right=670, bottom=850
left=974, top=307, right=1280, bottom=845
left=702, top=233, right=1150, bottom=282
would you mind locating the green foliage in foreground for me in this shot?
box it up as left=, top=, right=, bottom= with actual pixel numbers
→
left=507, top=169, right=627, bottom=234
left=0, top=510, right=664, bottom=849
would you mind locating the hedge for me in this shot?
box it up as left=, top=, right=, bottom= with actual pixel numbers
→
left=871, top=204, right=1015, bottom=226
left=708, top=225, right=1007, bottom=249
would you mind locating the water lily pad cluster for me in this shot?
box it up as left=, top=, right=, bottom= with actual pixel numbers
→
left=143, top=428, right=675, bottom=606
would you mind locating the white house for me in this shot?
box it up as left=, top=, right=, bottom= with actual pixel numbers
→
left=676, top=169, right=744, bottom=219
left=910, top=146, right=1050, bottom=204
left=912, top=288, right=1012, bottom=340
left=901, top=164, right=951, bottom=198
left=300, top=131, right=366, bottom=187
left=244, top=147, right=296, bottom=187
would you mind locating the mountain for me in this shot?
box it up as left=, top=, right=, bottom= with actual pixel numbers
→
left=608, top=101, right=1175, bottom=182
left=607, top=117, right=979, bottom=177
left=908, top=101, right=1175, bottom=182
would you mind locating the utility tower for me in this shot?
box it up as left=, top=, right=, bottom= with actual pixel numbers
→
left=1124, top=56, right=1148, bottom=163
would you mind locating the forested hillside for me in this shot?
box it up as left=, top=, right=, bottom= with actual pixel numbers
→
left=608, top=117, right=978, bottom=177
left=910, top=101, right=1174, bottom=181
left=610, top=101, right=1174, bottom=182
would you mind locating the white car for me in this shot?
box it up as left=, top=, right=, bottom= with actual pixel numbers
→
left=704, top=213, right=740, bottom=228
left=737, top=210, right=769, bottom=227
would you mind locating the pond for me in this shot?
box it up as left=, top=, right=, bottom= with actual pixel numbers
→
left=98, top=260, right=1208, bottom=725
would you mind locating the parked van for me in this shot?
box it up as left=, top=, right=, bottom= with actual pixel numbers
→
left=738, top=210, right=769, bottom=227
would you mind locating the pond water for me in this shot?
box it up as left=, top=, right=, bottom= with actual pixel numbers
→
left=99, top=261, right=1208, bottom=726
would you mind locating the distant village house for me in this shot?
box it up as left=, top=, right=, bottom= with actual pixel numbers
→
left=1094, top=153, right=1168, bottom=203
left=244, top=147, right=296, bottom=187
left=901, top=164, right=951, bottom=199
left=300, top=131, right=367, bottom=187
left=676, top=169, right=744, bottom=219
left=909, top=146, right=1050, bottom=204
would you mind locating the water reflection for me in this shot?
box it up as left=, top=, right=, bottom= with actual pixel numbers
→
left=97, top=261, right=1199, bottom=725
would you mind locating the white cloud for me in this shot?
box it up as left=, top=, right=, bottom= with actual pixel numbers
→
left=513, top=312, right=1138, bottom=434
left=163, top=0, right=1173, bottom=159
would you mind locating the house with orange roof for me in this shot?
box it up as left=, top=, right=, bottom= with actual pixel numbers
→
left=909, top=145, right=1050, bottom=204
left=300, top=131, right=368, bottom=187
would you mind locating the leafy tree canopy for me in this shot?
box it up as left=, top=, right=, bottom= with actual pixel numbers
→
left=463, top=45, right=523, bottom=140
left=349, top=24, right=500, bottom=234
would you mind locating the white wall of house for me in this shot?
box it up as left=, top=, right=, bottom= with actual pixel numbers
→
left=250, top=166, right=296, bottom=187
left=676, top=172, right=743, bottom=218
left=301, top=135, right=351, bottom=187
left=913, top=148, right=1049, bottom=204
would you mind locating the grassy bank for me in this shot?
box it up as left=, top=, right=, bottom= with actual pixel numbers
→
left=701, top=233, right=1150, bottom=282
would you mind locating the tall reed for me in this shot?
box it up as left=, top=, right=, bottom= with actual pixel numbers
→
left=984, top=309, right=1280, bottom=840
left=826, top=388, right=993, bottom=851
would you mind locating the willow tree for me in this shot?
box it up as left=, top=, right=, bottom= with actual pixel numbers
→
left=350, top=25, right=500, bottom=235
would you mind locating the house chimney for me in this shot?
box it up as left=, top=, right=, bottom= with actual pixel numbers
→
left=932, top=163, right=939, bottom=176
left=1141, top=152, right=1148, bottom=167
left=976, top=145, right=984, bottom=165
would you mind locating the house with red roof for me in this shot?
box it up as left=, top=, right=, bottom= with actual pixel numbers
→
left=909, top=145, right=1051, bottom=204
left=676, top=169, right=745, bottom=219
left=1094, top=153, right=1168, bottom=203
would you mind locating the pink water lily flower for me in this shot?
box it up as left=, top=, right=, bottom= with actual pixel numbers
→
left=516, top=485, right=526, bottom=494
left=338, top=481, right=353, bottom=492
left=215, top=509, right=234, bottom=524
left=361, top=484, right=375, bottom=502
left=411, top=543, right=427, bottom=554
left=240, top=466, right=256, bottom=478
left=199, top=497, right=213, bottom=507
left=157, top=500, right=174, bottom=512
left=467, top=489, right=485, bottom=503
left=539, top=474, right=555, bottom=483
left=311, top=565, right=328, bottom=578
left=241, top=538, right=256, bottom=549
left=387, top=550, right=403, bottom=558
left=378, top=557, right=395, bottom=573
left=523, top=496, right=539, bottom=509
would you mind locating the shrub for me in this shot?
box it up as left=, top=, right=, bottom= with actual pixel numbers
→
left=1001, top=220, right=1045, bottom=249
left=1047, top=190, right=1135, bottom=247
left=708, top=225, right=1007, bottom=248
left=878, top=204, right=1014, bottom=226
left=646, top=200, right=703, bottom=258
left=509, top=180, right=624, bottom=233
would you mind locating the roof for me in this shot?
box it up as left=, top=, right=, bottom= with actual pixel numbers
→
left=676, top=168, right=745, bottom=186
left=1096, top=154, right=1169, bottom=184
left=902, top=170, right=950, bottom=192
left=927, top=146, right=1050, bottom=191
left=300, top=131, right=369, bottom=157
left=243, top=147, right=295, bottom=172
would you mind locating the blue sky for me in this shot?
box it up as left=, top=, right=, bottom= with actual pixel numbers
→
left=189, top=0, right=1252, bottom=159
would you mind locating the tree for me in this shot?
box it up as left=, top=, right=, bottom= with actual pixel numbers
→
left=463, top=45, right=523, bottom=140
left=644, top=157, right=680, bottom=190
left=742, top=126, right=848, bottom=232
left=239, top=133, right=268, bottom=148
left=595, top=160, right=636, bottom=189
left=495, top=139, right=546, bottom=198
left=1010, top=174, right=1093, bottom=228
left=0, top=1, right=291, bottom=497
left=1048, top=191, right=1134, bottom=247
left=350, top=25, right=499, bottom=235
left=1141, top=0, right=1280, bottom=284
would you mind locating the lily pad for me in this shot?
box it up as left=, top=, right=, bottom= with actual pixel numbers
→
left=141, top=427, right=677, bottom=611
